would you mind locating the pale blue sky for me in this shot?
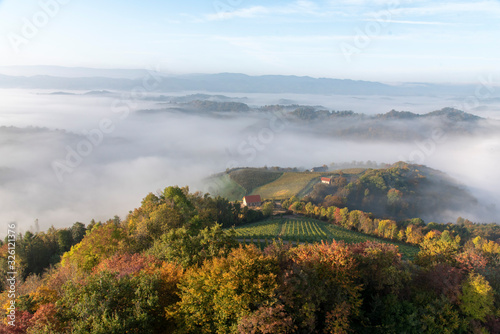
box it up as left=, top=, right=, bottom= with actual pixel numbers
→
left=0, top=0, right=499, bottom=82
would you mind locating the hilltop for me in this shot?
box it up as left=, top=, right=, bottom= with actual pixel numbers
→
left=208, top=162, right=485, bottom=223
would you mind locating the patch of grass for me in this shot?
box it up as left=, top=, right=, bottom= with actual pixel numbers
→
left=229, top=168, right=283, bottom=194
left=252, top=172, right=323, bottom=199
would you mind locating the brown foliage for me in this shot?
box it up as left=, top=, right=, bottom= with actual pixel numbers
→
left=280, top=242, right=362, bottom=332
left=94, top=253, right=154, bottom=278
left=419, top=264, right=464, bottom=304
left=455, top=248, right=488, bottom=273
left=0, top=311, right=33, bottom=334
left=27, top=303, right=63, bottom=334
left=238, top=303, right=295, bottom=334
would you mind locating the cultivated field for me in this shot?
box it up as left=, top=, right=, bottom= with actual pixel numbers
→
left=233, top=217, right=420, bottom=259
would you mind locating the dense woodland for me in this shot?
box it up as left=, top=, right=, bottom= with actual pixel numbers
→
left=303, top=162, right=480, bottom=222
left=2, top=186, right=500, bottom=333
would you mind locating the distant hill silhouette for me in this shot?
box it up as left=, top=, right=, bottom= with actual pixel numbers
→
left=0, top=66, right=485, bottom=96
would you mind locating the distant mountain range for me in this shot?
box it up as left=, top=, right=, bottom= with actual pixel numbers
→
left=0, top=65, right=489, bottom=96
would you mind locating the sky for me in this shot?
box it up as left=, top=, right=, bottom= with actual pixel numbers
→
left=0, top=0, right=499, bottom=82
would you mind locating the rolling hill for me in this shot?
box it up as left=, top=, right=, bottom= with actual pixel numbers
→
left=208, top=162, right=486, bottom=223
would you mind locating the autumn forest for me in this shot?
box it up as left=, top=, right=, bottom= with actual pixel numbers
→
left=2, top=183, right=500, bottom=333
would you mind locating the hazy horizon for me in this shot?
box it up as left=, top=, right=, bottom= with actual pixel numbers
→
left=1, top=65, right=499, bottom=87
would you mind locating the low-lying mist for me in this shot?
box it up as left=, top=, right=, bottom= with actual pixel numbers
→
left=1, top=89, right=499, bottom=235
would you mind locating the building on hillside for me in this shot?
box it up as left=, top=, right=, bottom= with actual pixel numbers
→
left=321, top=177, right=332, bottom=185
left=242, top=195, right=262, bottom=207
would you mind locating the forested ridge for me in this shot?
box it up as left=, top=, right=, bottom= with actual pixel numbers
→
left=2, top=186, right=500, bottom=333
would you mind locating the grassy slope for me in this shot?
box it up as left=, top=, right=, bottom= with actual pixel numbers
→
left=211, top=167, right=375, bottom=201
left=229, top=168, right=283, bottom=194
left=252, top=168, right=370, bottom=200
left=233, top=217, right=419, bottom=260
left=252, top=172, right=324, bottom=199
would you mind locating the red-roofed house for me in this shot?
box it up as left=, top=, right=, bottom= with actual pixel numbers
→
left=321, top=177, right=332, bottom=185
left=242, top=195, right=262, bottom=207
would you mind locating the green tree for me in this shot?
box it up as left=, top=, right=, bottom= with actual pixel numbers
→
left=262, top=202, right=274, bottom=217
left=17, top=229, right=61, bottom=278
left=148, top=224, right=238, bottom=268
left=460, top=273, right=495, bottom=322
left=70, top=222, right=86, bottom=244
left=59, top=268, right=178, bottom=334
left=56, top=229, right=73, bottom=253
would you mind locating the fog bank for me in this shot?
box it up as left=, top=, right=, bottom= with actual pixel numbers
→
left=1, top=89, right=499, bottom=235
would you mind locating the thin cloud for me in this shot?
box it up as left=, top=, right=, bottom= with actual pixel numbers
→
left=206, top=6, right=270, bottom=21
left=386, top=1, right=500, bottom=17
left=205, top=0, right=340, bottom=21
left=333, top=0, right=421, bottom=4
left=213, top=35, right=360, bottom=43
left=365, top=19, right=450, bottom=25
left=205, top=0, right=500, bottom=22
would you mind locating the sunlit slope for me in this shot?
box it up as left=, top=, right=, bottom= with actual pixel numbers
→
left=251, top=172, right=322, bottom=199
left=251, top=168, right=368, bottom=199
left=209, top=167, right=371, bottom=201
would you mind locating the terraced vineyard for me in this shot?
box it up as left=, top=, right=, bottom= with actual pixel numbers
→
left=279, top=219, right=328, bottom=241
left=232, top=219, right=282, bottom=239
left=233, top=217, right=420, bottom=259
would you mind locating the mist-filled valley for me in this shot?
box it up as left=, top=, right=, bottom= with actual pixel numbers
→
left=1, top=85, right=500, bottom=234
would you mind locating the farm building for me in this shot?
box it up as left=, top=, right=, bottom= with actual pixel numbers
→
left=321, top=177, right=332, bottom=185
left=242, top=195, right=262, bottom=207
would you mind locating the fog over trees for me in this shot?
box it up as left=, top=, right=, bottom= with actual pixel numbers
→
left=0, top=76, right=499, bottom=234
